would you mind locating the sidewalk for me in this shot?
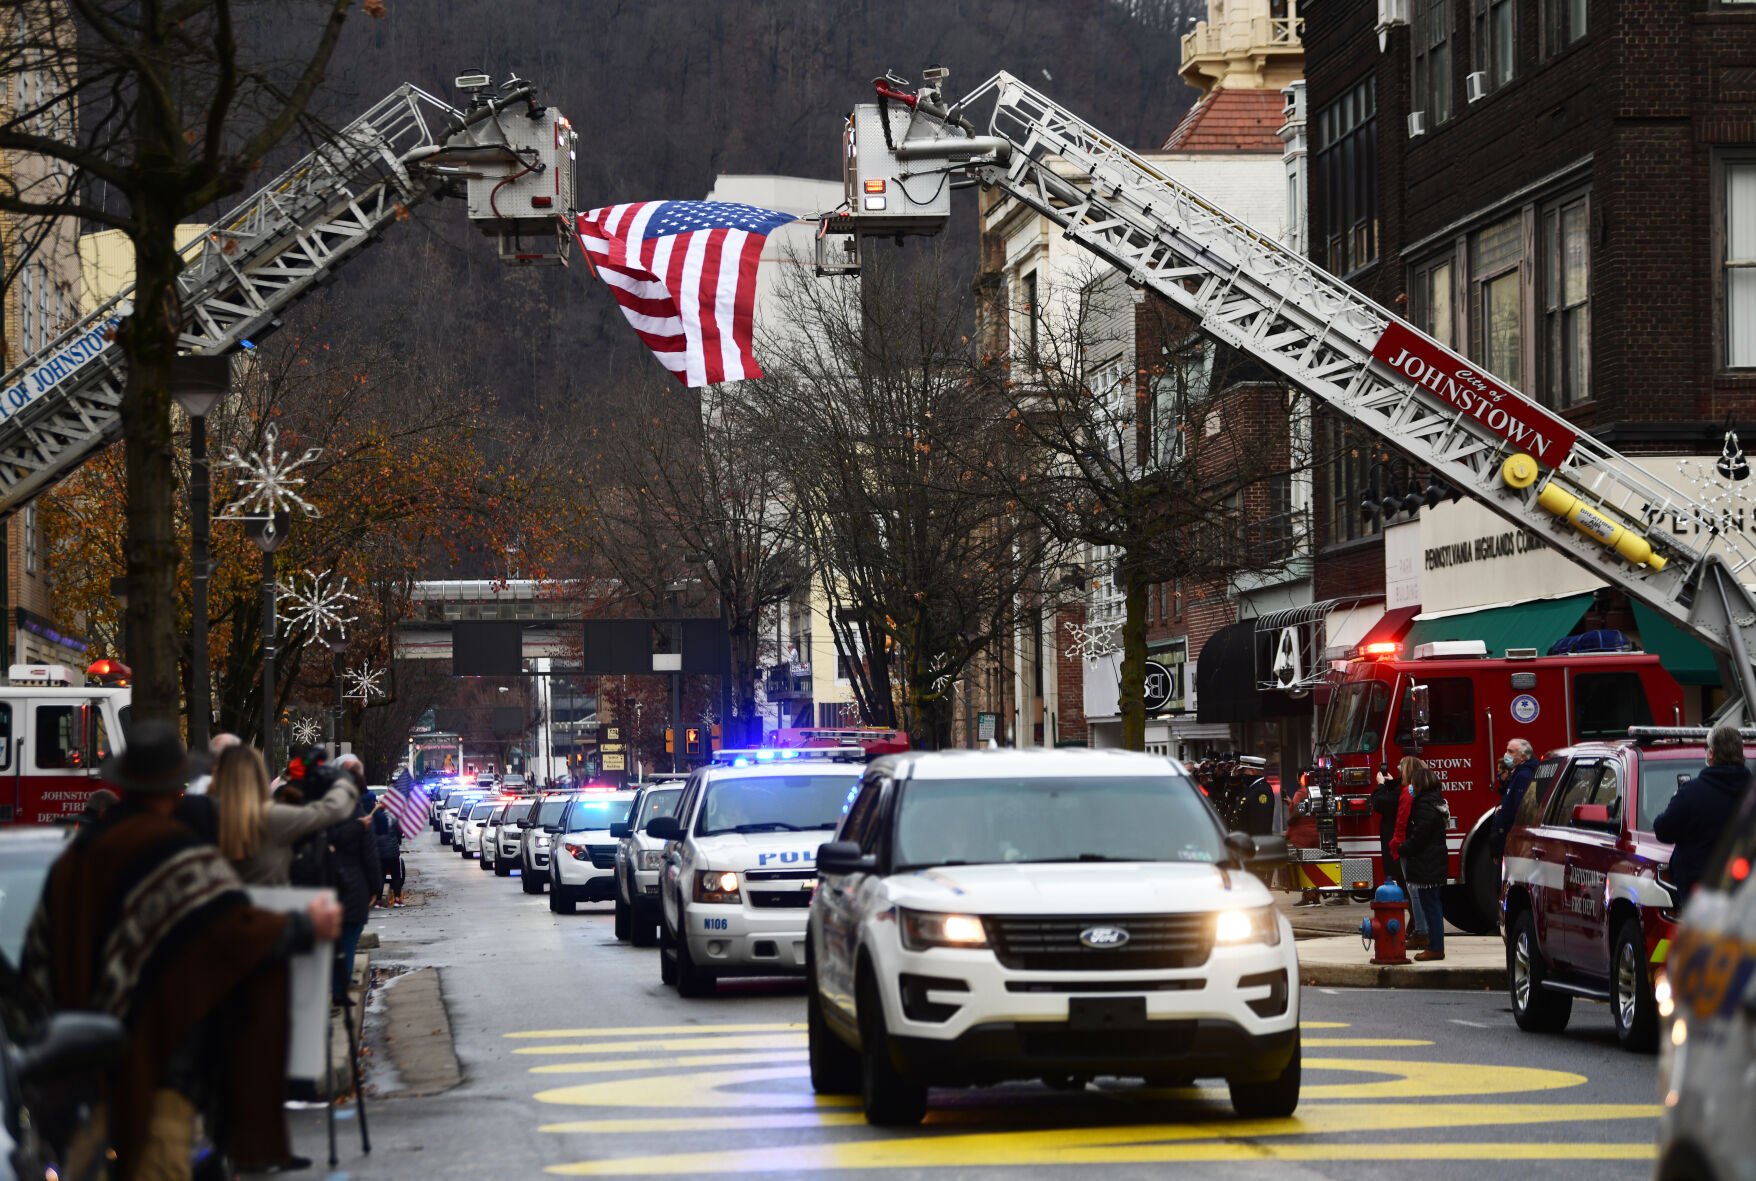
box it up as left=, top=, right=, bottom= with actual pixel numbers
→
left=1273, top=890, right=1502, bottom=990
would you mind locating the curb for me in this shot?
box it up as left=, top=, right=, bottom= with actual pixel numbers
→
left=1298, top=960, right=1500, bottom=990
left=379, top=966, right=462, bottom=1096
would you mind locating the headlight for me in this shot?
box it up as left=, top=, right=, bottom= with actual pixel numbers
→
left=695, top=870, right=741, bottom=904
left=637, top=849, right=665, bottom=870
left=899, top=909, right=989, bottom=951
left=1214, top=906, right=1281, bottom=946
left=535, top=834, right=550, bottom=849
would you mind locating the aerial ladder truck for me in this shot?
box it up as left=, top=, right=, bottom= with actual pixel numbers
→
left=818, top=67, right=1756, bottom=922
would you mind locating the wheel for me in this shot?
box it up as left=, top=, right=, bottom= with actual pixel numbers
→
left=521, top=866, right=544, bottom=894
left=614, top=896, right=632, bottom=941
left=440, top=833, right=451, bottom=846
left=1507, top=908, right=1572, bottom=1033
left=631, top=909, right=658, bottom=948
left=550, top=884, right=577, bottom=914
left=494, top=860, right=511, bottom=878
left=674, top=926, right=716, bottom=997
left=1227, top=1029, right=1301, bottom=1118
left=478, top=853, right=494, bottom=872
left=659, top=916, right=679, bottom=985
left=1612, top=916, right=1659, bottom=1052
left=857, top=969, right=927, bottom=1125
left=1441, top=838, right=1500, bottom=935
left=807, top=964, right=861, bottom=1094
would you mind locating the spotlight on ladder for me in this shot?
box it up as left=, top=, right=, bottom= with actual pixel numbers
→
left=1718, top=430, right=1750, bottom=482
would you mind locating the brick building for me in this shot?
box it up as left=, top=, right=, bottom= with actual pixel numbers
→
left=1298, top=0, right=1756, bottom=720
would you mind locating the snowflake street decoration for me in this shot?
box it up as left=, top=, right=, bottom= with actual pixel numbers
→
left=290, top=717, right=322, bottom=747
left=931, top=672, right=953, bottom=693
left=698, top=706, right=718, bottom=727
left=216, top=422, right=324, bottom=541
left=344, top=662, right=386, bottom=701
left=278, top=570, right=358, bottom=638
left=1062, top=618, right=1120, bottom=662
left=1674, top=430, right=1756, bottom=549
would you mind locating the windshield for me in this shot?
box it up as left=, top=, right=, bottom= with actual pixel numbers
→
left=535, top=797, right=573, bottom=827
left=698, top=773, right=860, bottom=836
left=503, top=800, right=534, bottom=824
left=892, top=775, right=1227, bottom=870
left=567, top=796, right=635, bottom=833
left=1321, top=679, right=1391, bottom=756
left=636, top=787, right=683, bottom=827
left=469, top=802, right=496, bottom=820
left=487, top=804, right=507, bottom=822
left=1640, top=758, right=1756, bottom=831
left=0, top=830, right=63, bottom=970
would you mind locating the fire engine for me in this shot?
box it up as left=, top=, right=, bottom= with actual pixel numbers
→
left=1316, top=638, right=1684, bottom=933
left=0, top=663, right=133, bottom=825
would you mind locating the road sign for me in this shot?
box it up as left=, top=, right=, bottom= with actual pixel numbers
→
left=977, top=712, right=996, bottom=743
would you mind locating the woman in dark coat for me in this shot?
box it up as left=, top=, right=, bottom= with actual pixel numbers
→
left=370, top=799, right=406, bottom=906
left=1400, top=756, right=1450, bottom=961
left=326, top=760, right=381, bottom=1003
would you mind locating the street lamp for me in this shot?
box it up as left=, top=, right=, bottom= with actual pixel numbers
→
left=323, top=624, right=348, bottom=758
left=171, top=355, right=230, bottom=750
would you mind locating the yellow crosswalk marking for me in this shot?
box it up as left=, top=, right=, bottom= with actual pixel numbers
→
left=505, top=1023, right=804, bottom=1039
left=529, top=1050, right=806, bottom=1075
left=514, top=1033, right=804, bottom=1055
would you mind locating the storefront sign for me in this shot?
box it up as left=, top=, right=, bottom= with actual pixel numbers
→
left=1143, top=660, right=1174, bottom=712
left=1371, top=322, right=1578, bottom=468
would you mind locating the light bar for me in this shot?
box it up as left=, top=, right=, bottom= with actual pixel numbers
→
left=1359, top=642, right=1399, bottom=658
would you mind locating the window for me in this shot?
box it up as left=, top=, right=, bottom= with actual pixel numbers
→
left=0, top=703, right=11, bottom=772
left=1325, top=421, right=1382, bottom=545
left=19, top=263, right=31, bottom=352
left=1541, top=0, right=1586, bottom=54
left=1394, top=677, right=1475, bottom=746
left=1410, top=254, right=1457, bottom=349
left=1726, top=161, right=1756, bottom=368
left=1541, top=192, right=1591, bottom=406
left=34, top=704, right=82, bottom=770
left=1314, top=78, right=1378, bottom=275
left=1572, top=672, right=1654, bottom=741
left=1470, top=215, right=1524, bottom=386
left=1412, top=0, right=1454, bottom=127
left=23, top=503, right=37, bottom=575
left=1473, top=0, right=1515, bottom=91
left=1546, top=758, right=1600, bottom=824
left=1517, top=757, right=1562, bottom=826
left=840, top=775, right=884, bottom=848
left=1022, top=271, right=1039, bottom=363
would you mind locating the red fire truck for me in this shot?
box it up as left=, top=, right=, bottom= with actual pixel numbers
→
left=1316, top=638, right=1683, bottom=933
left=0, top=662, right=133, bottom=826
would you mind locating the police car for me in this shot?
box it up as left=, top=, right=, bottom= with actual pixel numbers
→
left=649, top=750, right=865, bottom=996
left=549, top=788, right=637, bottom=914
left=487, top=796, right=536, bottom=877
left=459, top=799, right=496, bottom=859
left=1656, top=752, right=1756, bottom=1181
left=805, top=749, right=1297, bottom=1126
left=517, top=791, right=577, bottom=894
left=612, top=780, right=686, bottom=945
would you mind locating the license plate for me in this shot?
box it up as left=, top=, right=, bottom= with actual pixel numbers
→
left=1068, top=996, right=1148, bottom=1031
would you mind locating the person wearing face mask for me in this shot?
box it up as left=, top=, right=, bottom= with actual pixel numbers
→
left=1488, top=738, right=1537, bottom=871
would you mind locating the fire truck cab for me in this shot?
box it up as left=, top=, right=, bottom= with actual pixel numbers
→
left=1318, top=638, right=1683, bottom=933
left=0, top=663, right=132, bottom=825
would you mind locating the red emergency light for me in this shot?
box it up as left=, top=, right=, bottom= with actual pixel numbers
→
left=86, top=658, right=131, bottom=687
left=1359, top=642, right=1400, bottom=659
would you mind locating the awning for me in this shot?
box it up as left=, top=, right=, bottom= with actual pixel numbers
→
left=1196, top=619, right=1310, bottom=724
left=1402, top=593, right=1593, bottom=658
left=1629, top=601, right=1722, bottom=686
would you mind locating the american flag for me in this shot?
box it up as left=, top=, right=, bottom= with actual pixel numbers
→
left=381, top=767, right=429, bottom=834
left=575, top=201, right=798, bottom=387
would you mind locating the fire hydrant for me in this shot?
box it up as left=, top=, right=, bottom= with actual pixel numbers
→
left=1360, top=881, right=1411, bottom=965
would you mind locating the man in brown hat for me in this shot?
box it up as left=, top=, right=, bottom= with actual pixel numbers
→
left=22, top=721, right=342, bottom=1179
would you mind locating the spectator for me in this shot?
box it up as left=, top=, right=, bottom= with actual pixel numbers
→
left=212, top=745, right=359, bottom=886
left=1489, top=738, right=1538, bottom=864
left=371, top=795, right=406, bottom=907
left=76, top=786, right=119, bottom=832
left=1654, top=722, right=1753, bottom=897
left=21, top=722, right=341, bottom=1177
left=1400, top=757, right=1449, bottom=962
left=186, top=732, right=242, bottom=795
left=1284, top=778, right=1321, bottom=906
left=327, top=756, right=381, bottom=1005
left=1372, top=763, right=1426, bottom=945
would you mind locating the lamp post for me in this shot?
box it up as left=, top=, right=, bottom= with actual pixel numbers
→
left=244, top=512, right=290, bottom=766
left=171, top=356, right=230, bottom=750
left=323, top=625, right=348, bottom=758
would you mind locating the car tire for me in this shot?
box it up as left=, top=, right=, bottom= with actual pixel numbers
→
left=674, top=927, right=716, bottom=997
left=440, top=833, right=451, bottom=846
left=494, top=860, right=511, bottom=878
left=1441, top=838, right=1500, bottom=936
left=522, top=866, right=544, bottom=894
left=1227, top=1029, right=1301, bottom=1119
left=856, top=970, right=927, bottom=1126
left=550, top=883, right=577, bottom=914
left=1612, top=916, right=1659, bottom=1053
left=614, top=896, right=632, bottom=941
left=808, top=965, right=861, bottom=1095
left=478, top=853, right=494, bottom=872
left=1508, top=909, right=1572, bottom=1033
left=632, top=911, right=658, bottom=948
left=659, top=916, right=679, bottom=986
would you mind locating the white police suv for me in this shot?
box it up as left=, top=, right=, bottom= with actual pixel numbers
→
left=517, top=791, right=577, bottom=894
left=649, top=751, right=864, bottom=997
left=805, top=748, right=1298, bottom=1126
left=549, top=788, right=637, bottom=914
left=613, top=781, right=686, bottom=945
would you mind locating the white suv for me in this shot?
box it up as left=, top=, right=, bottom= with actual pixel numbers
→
left=517, top=792, right=578, bottom=894
left=613, top=782, right=686, bottom=945
left=459, top=799, right=496, bottom=859
left=806, top=749, right=1298, bottom=1126
left=550, top=789, right=638, bottom=914
left=649, top=752, right=865, bottom=996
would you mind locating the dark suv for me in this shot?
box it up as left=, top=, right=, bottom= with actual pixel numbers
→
left=1498, top=730, right=1717, bottom=1051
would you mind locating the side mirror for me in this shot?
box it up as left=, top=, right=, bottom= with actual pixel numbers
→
left=1571, top=803, right=1614, bottom=830
left=817, top=840, right=876, bottom=875
left=1224, top=831, right=1255, bottom=865
left=17, top=1012, right=127, bottom=1088
left=608, top=822, right=631, bottom=840
left=646, top=816, right=682, bottom=841
left=1247, top=834, right=1290, bottom=867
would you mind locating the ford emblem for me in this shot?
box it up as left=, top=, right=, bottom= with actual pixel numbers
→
left=1078, top=925, right=1130, bottom=949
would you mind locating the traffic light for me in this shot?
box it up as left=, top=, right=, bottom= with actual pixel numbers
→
left=685, top=726, right=702, bottom=756
left=665, top=728, right=674, bottom=754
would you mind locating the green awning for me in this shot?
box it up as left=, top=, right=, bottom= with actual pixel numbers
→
left=1402, top=593, right=1594, bottom=658
left=1630, top=601, right=1723, bottom=687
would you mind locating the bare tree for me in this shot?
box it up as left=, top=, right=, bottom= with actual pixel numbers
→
left=978, top=267, right=1311, bottom=749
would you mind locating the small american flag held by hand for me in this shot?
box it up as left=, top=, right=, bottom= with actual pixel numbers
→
left=575, top=201, right=798, bottom=387
left=383, top=767, right=429, bottom=834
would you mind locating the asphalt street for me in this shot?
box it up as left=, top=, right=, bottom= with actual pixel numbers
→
left=298, top=838, right=1665, bottom=1180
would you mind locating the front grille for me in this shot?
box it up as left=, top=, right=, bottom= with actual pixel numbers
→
left=749, top=891, right=813, bottom=909
left=586, top=844, right=618, bottom=869
left=746, top=868, right=817, bottom=882
left=986, top=914, right=1213, bottom=972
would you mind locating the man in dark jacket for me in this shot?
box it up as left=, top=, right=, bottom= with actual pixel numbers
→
left=328, top=756, right=381, bottom=1003
left=1654, top=723, right=1753, bottom=897
left=1489, top=738, right=1538, bottom=862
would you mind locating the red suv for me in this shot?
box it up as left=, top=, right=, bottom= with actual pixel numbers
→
left=1498, top=731, right=1704, bottom=1051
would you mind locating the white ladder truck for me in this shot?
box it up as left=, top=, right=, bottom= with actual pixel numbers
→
left=0, top=72, right=574, bottom=826
left=818, top=67, right=1756, bottom=906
